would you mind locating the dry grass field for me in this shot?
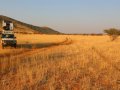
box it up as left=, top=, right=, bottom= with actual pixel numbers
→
left=0, top=34, right=120, bottom=90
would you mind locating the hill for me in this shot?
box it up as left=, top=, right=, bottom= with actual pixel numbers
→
left=0, top=15, right=60, bottom=34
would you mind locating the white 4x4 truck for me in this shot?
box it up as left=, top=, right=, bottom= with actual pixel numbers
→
left=1, top=20, right=17, bottom=48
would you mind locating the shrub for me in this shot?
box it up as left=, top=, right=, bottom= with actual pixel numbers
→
left=104, top=28, right=120, bottom=41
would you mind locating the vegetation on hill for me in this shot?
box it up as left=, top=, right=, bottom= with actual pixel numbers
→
left=0, top=15, right=60, bottom=34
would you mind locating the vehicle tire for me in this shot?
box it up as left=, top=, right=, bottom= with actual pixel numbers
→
left=14, top=44, right=17, bottom=48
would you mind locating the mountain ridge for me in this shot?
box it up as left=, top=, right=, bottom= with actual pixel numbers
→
left=0, top=15, right=60, bottom=34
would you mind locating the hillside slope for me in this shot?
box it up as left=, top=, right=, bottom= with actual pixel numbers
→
left=0, top=15, right=60, bottom=34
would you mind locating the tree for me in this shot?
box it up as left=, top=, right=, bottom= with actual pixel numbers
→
left=104, top=28, right=120, bottom=41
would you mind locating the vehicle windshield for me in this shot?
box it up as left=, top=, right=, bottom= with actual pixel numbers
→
left=2, top=34, right=15, bottom=38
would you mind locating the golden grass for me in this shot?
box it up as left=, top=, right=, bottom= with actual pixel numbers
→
left=0, top=34, right=120, bottom=90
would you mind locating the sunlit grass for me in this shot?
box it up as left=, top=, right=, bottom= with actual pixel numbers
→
left=0, top=34, right=120, bottom=90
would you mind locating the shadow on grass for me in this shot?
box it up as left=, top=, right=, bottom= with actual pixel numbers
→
left=17, top=43, right=61, bottom=49
left=17, top=38, right=73, bottom=49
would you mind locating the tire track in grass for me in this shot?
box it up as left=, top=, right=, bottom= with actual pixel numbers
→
left=91, top=47, right=120, bottom=88
left=0, top=38, right=73, bottom=59
left=91, top=47, right=120, bottom=72
left=12, top=38, right=73, bottom=59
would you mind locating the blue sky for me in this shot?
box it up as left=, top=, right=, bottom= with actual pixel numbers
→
left=0, top=0, right=120, bottom=33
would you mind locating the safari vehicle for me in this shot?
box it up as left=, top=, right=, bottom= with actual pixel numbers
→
left=1, top=33, right=17, bottom=48
left=1, top=20, right=17, bottom=48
